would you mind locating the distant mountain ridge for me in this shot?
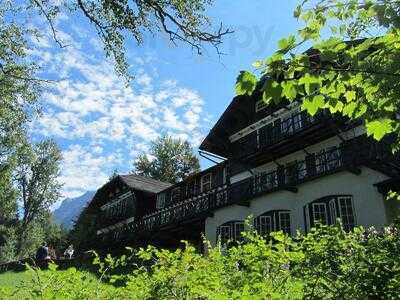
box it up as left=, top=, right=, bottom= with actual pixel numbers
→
left=53, top=191, right=95, bottom=229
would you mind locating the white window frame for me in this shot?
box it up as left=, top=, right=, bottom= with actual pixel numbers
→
left=338, top=196, right=356, bottom=230
left=326, top=146, right=341, bottom=171
left=234, top=221, right=245, bottom=241
left=329, top=199, right=337, bottom=224
left=257, top=215, right=273, bottom=236
left=305, top=204, right=310, bottom=232
left=278, top=211, right=291, bottom=234
left=312, top=202, right=328, bottom=225
left=156, top=193, right=166, bottom=209
left=201, top=173, right=212, bottom=193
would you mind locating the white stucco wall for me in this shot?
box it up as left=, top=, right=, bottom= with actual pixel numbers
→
left=205, top=166, right=389, bottom=244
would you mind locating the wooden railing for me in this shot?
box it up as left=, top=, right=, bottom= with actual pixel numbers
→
left=233, top=110, right=332, bottom=158
left=97, top=137, right=398, bottom=243
left=142, top=185, right=229, bottom=231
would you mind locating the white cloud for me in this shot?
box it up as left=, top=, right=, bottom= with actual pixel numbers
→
left=31, top=24, right=208, bottom=198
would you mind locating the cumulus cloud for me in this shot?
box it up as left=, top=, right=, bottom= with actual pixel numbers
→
left=31, top=25, right=207, bottom=198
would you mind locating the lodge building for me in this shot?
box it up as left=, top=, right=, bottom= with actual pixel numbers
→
left=75, top=80, right=400, bottom=252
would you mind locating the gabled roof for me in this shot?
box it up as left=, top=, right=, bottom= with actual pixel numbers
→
left=119, top=174, right=172, bottom=193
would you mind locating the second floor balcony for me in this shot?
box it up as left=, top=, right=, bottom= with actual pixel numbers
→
left=231, top=109, right=349, bottom=162
left=97, top=136, right=399, bottom=243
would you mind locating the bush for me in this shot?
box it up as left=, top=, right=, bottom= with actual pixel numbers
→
left=1, top=222, right=399, bottom=299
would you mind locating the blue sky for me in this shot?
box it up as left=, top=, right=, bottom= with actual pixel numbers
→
left=29, top=0, right=302, bottom=200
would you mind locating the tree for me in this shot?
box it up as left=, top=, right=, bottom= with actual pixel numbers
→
left=133, top=135, right=200, bottom=184
left=15, top=139, right=62, bottom=256
left=18, top=0, right=232, bottom=79
left=236, top=0, right=400, bottom=150
left=0, top=2, right=41, bottom=224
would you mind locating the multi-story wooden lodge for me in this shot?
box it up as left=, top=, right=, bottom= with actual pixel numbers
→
left=76, top=77, right=400, bottom=252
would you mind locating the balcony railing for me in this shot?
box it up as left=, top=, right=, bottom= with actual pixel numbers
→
left=142, top=185, right=229, bottom=231
left=98, top=137, right=398, bottom=243
left=253, top=146, right=343, bottom=195
left=233, top=110, right=333, bottom=158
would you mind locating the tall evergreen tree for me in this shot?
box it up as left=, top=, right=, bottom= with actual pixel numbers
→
left=133, top=135, right=200, bottom=184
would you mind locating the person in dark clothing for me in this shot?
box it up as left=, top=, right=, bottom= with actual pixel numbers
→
left=35, top=243, right=50, bottom=268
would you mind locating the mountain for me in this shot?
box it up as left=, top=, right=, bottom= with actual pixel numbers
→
left=53, top=191, right=96, bottom=230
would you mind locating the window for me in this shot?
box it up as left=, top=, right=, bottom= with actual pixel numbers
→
left=279, top=211, right=291, bottom=234
left=171, top=187, right=181, bottom=202
left=256, top=215, right=273, bottom=236
left=285, top=161, right=298, bottom=185
left=305, top=196, right=356, bottom=232
left=254, top=210, right=292, bottom=236
left=217, top=221, right=245, bottom=243
left=234, top=221, right=245, bottom=241
left=201, top=173, right=212, bottom=192
left=338, top=196, right=356, bottom=231
left=156, top=193, right=166, bottom=209
left=297, top=160, right=307, bottom=180
left=329, top=199, right=337, bottom=224
left=218, top=225, right=231, bottom=243
left=315, top=147, right=342, bottom=174
left=254, top=171, right=278, bottom=194
left=312, top=203, right=328, bottom=225
left=326, top=147, right=341, bottom=171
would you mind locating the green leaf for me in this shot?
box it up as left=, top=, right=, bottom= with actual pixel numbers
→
left=366, top=119, right=394, bottom=141
left=293, top=5, right=302, bottom=18
left=343, top=102, right=357, bottom=117
left=302, top=95, right=325, bottom=116
left=282, top=81, right=297, bottom=101
left=252, top=60, right=263, bottom=69
left=298, top=73, right=321, bottom=94
left=278, top=35, right=296, bottom=53
left=235, top=71, right=257, bottom=96
left=344, top=90, right=356, bottom=102
left=262, top=79, right=283, bottom=104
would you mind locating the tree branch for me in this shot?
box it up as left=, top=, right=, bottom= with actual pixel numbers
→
left=31, top=0, right=68, bottom=48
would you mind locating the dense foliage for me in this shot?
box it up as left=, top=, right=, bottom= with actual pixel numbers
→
left=133, top=135, right=200, bottom=184
left=0, top=2, right=64, bottom=263
left=1, top=221, right=399, bottom=299
left=236, top=0, right=400, bottom=149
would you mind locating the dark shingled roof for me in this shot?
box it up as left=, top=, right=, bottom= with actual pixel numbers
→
left=119, top=174, right=172, bottom=193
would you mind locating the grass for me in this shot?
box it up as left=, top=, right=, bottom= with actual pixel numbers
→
left=0, top=270, right=34, bottom=288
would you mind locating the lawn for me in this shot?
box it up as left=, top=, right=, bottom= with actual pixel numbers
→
left=0, top=270, right=34, bottom=289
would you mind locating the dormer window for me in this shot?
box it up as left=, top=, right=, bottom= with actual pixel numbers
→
left=156, top=193, right=166, bottom=209
left=201, top=173, right=212, bottom=192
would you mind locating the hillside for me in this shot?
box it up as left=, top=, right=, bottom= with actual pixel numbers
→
left=53, top=191, right=95, bottom=229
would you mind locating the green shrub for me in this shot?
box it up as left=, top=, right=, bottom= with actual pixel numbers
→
left=1, top=222, right=399, bottom=299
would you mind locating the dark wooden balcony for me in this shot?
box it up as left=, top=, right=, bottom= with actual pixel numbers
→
left=98, top=136, right=399, bottom=244
left=98, top=192, right=135, bottom=228
left=231, top=110, right=351, bottom=165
